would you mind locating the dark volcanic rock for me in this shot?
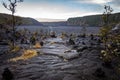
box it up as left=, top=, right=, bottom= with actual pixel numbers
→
left=2, top=68, right=14, bottom=80
left=0, top=37, right=119, bottom=80
left=93, top=68, right=105, bottom=78
left=77, top=46, right=88, bottom=52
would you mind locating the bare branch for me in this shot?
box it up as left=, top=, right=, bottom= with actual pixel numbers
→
left=8, top=0, right=11, bottom=1
left=3, top=2, right=11, bottom=11
left=2, top=0, right=23, bottom=48
left=14, top=0, right=17, bottom=4
left=3, top=2, right=7, bottom=8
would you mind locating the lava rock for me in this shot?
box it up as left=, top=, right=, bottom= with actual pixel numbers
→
left=72, top=45, right=79, bottom=49
left=93, top=68, right=105, bottom=78
left=2, top=68, right=14, bottom=80
left=77, top=46, right=88, bottom=52
left=40, top=41, right=44, bottom=46
left=69, top=38, right=75, bottom=45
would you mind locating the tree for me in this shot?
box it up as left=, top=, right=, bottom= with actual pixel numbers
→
left=100, top=5, right=120, bottom=67
left=100, top=5, right=113, bottom=49
left=2, top=0, right=23, bottom=48
left=102, top=5, right=113, bottom=25
left=100, top=5, right=113, bottom=63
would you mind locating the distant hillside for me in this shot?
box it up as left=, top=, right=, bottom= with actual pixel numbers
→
left=21, top=17, right=43, bottom=26
left=67, top=12, right=120, bottom=27
left=41, top=21, right=67, bottom=26
left=0, top=13, right=43, bottom=26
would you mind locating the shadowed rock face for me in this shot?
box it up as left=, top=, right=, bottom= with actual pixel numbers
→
left=111, top=23, right=120, bottom=35
left=114, top=23, right=120, bottom=30
left=111, top=29, right=120, bottom=35
left=0, top=37, right=119, bottom=80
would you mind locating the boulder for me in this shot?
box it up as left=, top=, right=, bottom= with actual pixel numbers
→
left=77, top=46, right=88, bottom=52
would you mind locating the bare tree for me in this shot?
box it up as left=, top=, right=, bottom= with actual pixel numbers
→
left=2, top=0, right=23, bottom=48
left=101, top=5, right=113, bottom=49
left=103, top=5, right=113, bottom=25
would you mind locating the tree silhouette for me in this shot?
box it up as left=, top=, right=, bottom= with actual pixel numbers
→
left=101, top=5, right=113, bottom=49
left=100, top=5, right=120, bottom=64
left=2, top=0, right=23, bottom=48
left=103, top=5, right=113, bottom=25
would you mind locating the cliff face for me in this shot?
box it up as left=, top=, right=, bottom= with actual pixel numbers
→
left=67, top=12, right=120, bottom=27
left=0, top=13, right=43, bottom=26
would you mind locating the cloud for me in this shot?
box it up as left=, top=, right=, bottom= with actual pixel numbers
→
left=74, top=0, right=113, bottom=4
left=0, top=1, right=103, bottom=19
left=88, top=0, right=112, bottom=4
left=110, top=0, right=120, bottom=6
left=15, top=3, right=75, bottom=19
left=0, top=0, right=119, bottom=19
left=15, top=2, right=100, bottom=19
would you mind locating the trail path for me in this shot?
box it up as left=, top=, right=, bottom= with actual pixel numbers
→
left=0, top=37, right=105, bottom=80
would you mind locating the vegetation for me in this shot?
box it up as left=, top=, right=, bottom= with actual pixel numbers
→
left=9, top=50, right=38, bottom=61
left=100, top=5, right=120, bottom=68
left=3, top=0, right=23, bottom=48
left=33, top=42, right=42, bottom=48
left=9, top=42, right=20, bottom=53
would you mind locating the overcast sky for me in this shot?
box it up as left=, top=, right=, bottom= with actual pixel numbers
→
left=0, top=0, right=120, bottom=20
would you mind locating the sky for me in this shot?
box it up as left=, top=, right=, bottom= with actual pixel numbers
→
left=0, top=0, right=120, bottom=20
